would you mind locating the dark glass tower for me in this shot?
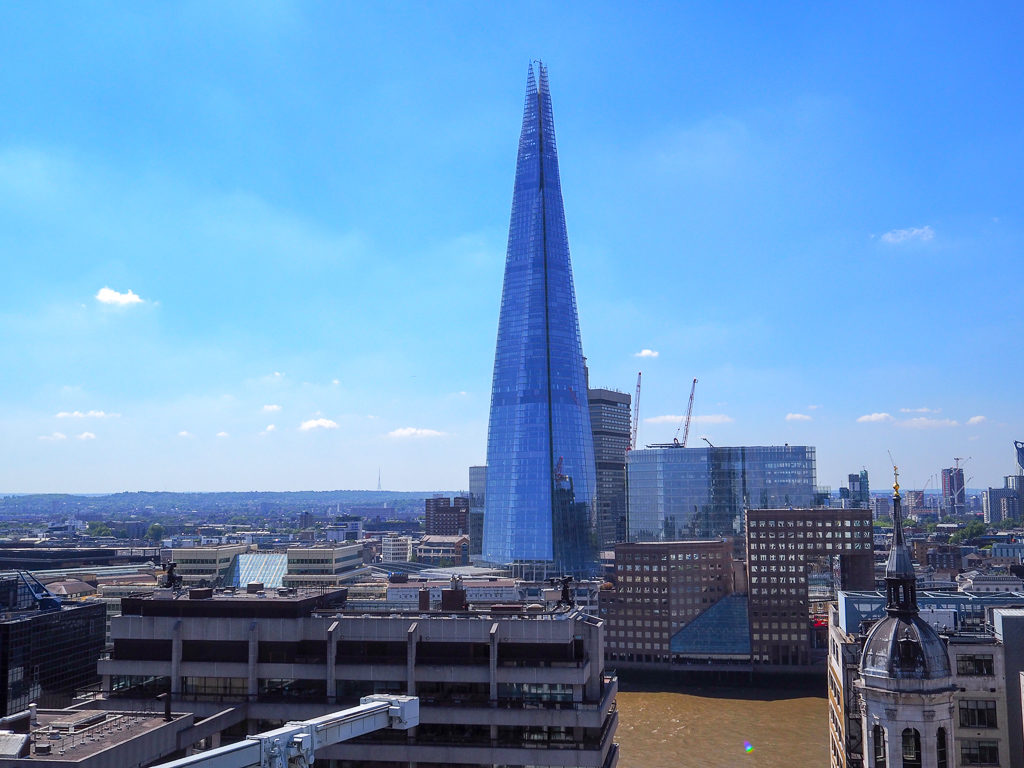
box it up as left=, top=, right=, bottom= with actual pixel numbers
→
left=482, top=62, right=596, bottom=576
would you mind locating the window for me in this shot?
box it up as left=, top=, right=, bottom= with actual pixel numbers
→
left=960, top=740, right=999, bottom=766
left=901, top=729, right=921, bottom=768
left=960, top=700, right=998, bottom=728
left=874, top=725, right=887, bottom=768
left=936, top=728, right=947, bottom=768
left=956, top=654, right=994, bottom=676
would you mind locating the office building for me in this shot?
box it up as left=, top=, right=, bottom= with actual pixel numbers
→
left=871, top=495, right=890, bottom=520
left=985, top=469, right=1023, bottom=524
left=602, top=540, right=733, bottom=665
left=413, top=535, right=470, bottom=566
left=282, top=544, right=365, bottom=588
left=0, top=574, right=105, bottom=714
left=627, top=444, right=818, bottom=541
left=827, top=477, right=1024, bottom=768
left=588, top=387, right=631, bottom=548
left=468, top=465, right=486, bottom=558
left=324, top=517, right=363, bottom=542
left=747, top=507, right=873, bottom=668
left=942, top=466, right=966, bottom=515
left=846, top=470, right=869, bottom=509
left=169, top=544, right=249, bottom=586
left=99, top=588, right=619, bottom=768
left=424, top=496, right=470, bottom=536
left=380, top=534, right=413, bottom=563
left=483, top=63, right=597, bottom=577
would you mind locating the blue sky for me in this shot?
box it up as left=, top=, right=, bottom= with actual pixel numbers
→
left=2, top=2, right=1022, bottom=494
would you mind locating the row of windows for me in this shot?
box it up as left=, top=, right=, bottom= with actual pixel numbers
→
left=749, top=518, right=868, bottom=528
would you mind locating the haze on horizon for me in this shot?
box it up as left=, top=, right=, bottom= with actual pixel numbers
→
left=1, top=3, right=1022, bottom=495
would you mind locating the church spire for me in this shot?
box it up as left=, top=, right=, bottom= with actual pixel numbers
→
left=885, top=466, right=918, bottom=617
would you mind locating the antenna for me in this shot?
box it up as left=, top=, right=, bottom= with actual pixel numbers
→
left=377, top=468, right=382, bottom=492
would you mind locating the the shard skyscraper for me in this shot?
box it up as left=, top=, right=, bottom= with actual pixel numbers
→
left=482, top=62, right=597, bottom=577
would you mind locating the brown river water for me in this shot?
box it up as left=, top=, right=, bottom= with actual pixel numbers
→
left=615, top=688, right=828, bottom=768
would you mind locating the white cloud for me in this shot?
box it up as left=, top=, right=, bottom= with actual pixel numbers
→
left=786, top=413, right=812, bottom=422
left=299, top=418, right=338, bottom=431
left=95, top=286, right=145, bottom=305
left=216, top=431, right=230, bottom=438
left=899, top=407, right=939, bottom=414
left=332, top=379, right=340, bottom=385
left=967, top=415, right=986, bottom=425
left=644, top=414, right=684, bottom=424
left=692, top=414, right=734, bottom=425
left=55, top=409, right=119, bottom=419
left=900, top=417, right=959, bottom=429
left=178, top=430, right=193, bottom=438
left=387, top=427, right=446, bottom=439
left=880, top=225, right=935, bottom=244
left=263, top=404, right=281, bottom=412
left=76, top=431, right=96, bottom=440
left=634, top=349, right=660, bottom=358
left=262, top=424, right=276, bottom=434
left=857, top=412, right=893, bottom=423
left=38, top=432, right=67, bottom=441
left=807, top=405, right=821, bottom=410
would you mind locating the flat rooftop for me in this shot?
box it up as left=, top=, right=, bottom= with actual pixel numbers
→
left=18, top=709, right=190, bottom=762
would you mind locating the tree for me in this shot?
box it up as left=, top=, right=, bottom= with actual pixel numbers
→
left=146, top=523, right=166, bottom=542
left=950, top=520, right=987, bottom=545
left=87, top=521, right=112, bottom=537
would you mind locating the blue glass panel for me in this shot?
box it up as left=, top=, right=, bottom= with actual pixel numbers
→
left=483, top=63, right=596, bottom=576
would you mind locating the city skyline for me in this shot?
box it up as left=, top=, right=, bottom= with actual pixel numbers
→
left=1, top=4, right=1022, bottom=493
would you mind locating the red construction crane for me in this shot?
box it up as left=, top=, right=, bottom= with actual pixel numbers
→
left=629, top=372, right=642, bottom=450
left=674, top=378, right=698, bottom=448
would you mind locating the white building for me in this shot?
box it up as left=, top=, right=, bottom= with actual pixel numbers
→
left=380, top=534, right=413, bottom=563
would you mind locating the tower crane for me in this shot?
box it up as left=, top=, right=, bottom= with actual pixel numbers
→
left=629, top=372, right=642, bottom=451
left=673, top=378, right=698, bottom=448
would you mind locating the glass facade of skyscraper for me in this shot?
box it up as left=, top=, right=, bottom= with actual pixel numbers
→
left=627, top=445, right=817, bottom=540
left=483, top=63, right=596, bottom=576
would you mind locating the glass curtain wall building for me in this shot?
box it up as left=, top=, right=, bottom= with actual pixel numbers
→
left=627, top=445, right=817, bottom=540
left=483, top=63, right=597, bottom=577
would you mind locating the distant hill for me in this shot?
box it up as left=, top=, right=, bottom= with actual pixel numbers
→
left=0, top=490, right=462, bottom=519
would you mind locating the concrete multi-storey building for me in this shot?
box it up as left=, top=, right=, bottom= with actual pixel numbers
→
left=380, top=534, right=413, bottom=563
left=98, top=587, right=618, bottom=768
left=588, top=387, right=631, bottom=549
left=602, top=540, right=733, bottom=665
left=747, top=507, right=873, bottom=668
left=424, top=496, right=470, bottom=536
left=170, top=544, right=249, bottom=586
left=281, top=544, right=365, bottom=588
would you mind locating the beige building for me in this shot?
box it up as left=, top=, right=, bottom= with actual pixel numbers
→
left=380, top=534, right=413, bottom=563
left=282, top=544, right=365, bottom=588
left=170, top=544, right=248, bottom=585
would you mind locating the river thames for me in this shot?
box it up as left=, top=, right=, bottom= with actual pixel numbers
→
left=615, top=687, right=829, bottom=768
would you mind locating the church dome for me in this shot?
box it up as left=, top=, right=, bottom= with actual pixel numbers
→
left=860, top=614, right=951, bottom=680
